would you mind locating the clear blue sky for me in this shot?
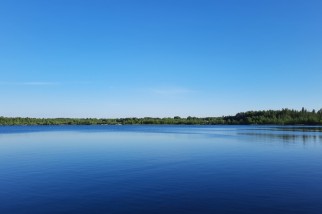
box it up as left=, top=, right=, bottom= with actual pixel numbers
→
left=1, top=0, right=321, bottom=118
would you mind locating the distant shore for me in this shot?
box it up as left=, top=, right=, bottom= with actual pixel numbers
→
left=1, top=108, right=322, bottom=126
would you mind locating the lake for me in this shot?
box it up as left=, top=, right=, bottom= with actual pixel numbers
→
left=0, top=125, right=321, bottom=214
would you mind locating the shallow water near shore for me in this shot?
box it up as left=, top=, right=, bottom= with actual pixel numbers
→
left=0, top=125, right=322, bottom=214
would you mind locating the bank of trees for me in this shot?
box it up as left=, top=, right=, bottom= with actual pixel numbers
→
left=1, top=108, right=322, bottom=125
left=223, top=108, right=322, bottom=125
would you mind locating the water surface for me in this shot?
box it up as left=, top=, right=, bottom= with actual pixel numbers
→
left=0, top=125, right=321, bottom=213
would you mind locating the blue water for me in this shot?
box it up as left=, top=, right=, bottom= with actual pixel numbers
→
left=0, top=125, right=321, bottom=214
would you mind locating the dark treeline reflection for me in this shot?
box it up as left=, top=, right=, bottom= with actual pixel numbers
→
left=1, top=108, right=322, bottom=125
left=241, top=133, right=322, bottom=143
left=239, top=127, right=322, bottom=144
left=274, top=126, right=322, bottom=132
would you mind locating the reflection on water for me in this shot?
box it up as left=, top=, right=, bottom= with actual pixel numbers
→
left=275, top=126, right=322, bottom=132
left=0, top=125, right=322, bottom=214
left=241, top=133, right=322, bottom=144
left=237, top=126, right=322, bottom=144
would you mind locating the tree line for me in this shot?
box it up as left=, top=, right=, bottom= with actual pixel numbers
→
left=1, top=108, right=322, bottom=125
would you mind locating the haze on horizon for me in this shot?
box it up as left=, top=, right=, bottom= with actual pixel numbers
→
left=1, top=0, right=321, bottom=118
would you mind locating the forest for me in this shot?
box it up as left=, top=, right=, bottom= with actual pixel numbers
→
left=1, top=108, right=322, bottom=125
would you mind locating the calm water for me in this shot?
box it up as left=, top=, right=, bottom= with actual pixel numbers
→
left=0, top=125, right=322, bottom=214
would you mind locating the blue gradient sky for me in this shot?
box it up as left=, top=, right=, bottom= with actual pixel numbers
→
left=1, top=0, right=321, bottom=118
